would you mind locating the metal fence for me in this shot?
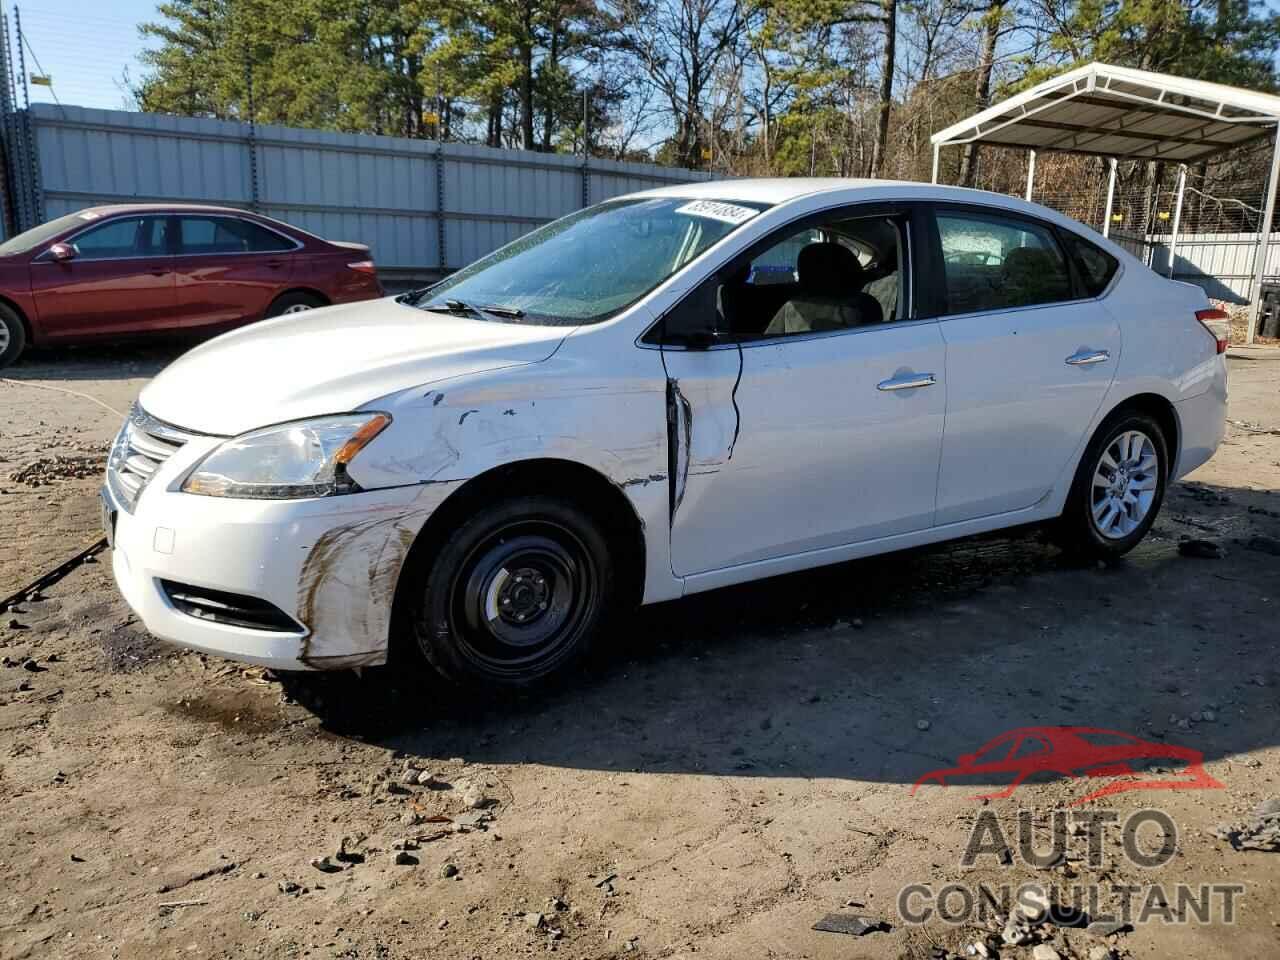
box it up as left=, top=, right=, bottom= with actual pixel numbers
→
left=1032, top=152, right=1280, bottom=310
left=10, top=103, right=711, bottom=284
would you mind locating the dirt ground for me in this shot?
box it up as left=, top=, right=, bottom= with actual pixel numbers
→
left=1, top=339, right=1278, bottom=960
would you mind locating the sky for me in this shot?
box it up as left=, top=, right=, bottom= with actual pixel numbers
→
left=10, top=0, right=160, bottom=111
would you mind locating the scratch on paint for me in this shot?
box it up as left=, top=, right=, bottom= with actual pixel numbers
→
left=502, top=409, right=516, bottom=416
left=621, top=473, right=667, bottom=488
left=458, top=409, right=479, bottom=425
left=727, top=341, right=744, bottom=460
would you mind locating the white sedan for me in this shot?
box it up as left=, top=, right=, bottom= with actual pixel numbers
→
left=102, top=179, right=1228, bottom=685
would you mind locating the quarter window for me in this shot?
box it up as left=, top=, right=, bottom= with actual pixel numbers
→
left=937, top=212, right=1073, bottom=314
left=177, top=216, right=294, bottom=255
left=70, top=216, right=169, bottom=260
left=1062, top=233, right=1119, bottom=297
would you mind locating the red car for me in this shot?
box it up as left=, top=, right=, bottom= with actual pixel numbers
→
left=910, top=726, right=1224, bottom=805
left=0, top=204, right=384, bottom=367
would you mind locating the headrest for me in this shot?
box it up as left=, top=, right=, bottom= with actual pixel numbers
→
left=1003, top=246, right=1055, bottom=278
left=797, top=243, right=863, bottom=297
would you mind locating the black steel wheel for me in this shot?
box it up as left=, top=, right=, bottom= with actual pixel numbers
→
left=412, top=496, right=614, bottom=686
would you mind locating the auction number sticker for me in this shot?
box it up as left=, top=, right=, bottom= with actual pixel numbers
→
left=675, top=200, right=758, bottom=225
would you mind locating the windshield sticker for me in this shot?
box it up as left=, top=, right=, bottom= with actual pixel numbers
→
left=675, top=200, right=758, bottom=225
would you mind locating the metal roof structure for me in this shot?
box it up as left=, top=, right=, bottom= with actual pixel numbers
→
left=930, top=62, right=1280, bottom=343
left=931, top=62, right=1280, bottom=164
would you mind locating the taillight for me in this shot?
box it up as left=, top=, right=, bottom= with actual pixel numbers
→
left=1195, top=308, right=1229, bottom=355
left=347, top=260, right=377, bottom=275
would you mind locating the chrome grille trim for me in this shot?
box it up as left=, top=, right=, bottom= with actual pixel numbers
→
left=106, top=404, right=200, bottom=512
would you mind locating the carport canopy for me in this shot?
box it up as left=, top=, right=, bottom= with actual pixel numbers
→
left=930, top=62, right=1280, bottom=342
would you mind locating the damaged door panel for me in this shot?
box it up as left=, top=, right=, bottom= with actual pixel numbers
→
left=660, top=350, right=743, bottom=529
left=664, top=324, right=948, bottom=577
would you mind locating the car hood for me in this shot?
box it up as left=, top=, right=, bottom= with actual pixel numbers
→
left=139, top=297, right=573, bottom=435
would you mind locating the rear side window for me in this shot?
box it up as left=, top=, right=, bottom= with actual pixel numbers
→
left=177, top=216, right=294, bottom=255
left=1062, top=233, right=1119, bottom=297
left=936, top=211, right=1073, bottom=314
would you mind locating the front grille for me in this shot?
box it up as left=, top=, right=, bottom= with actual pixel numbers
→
left=106, top=404, right=198, bottom=511
left=160, top=580, right=304, bottom=633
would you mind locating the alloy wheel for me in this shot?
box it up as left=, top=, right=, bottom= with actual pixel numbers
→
left=1090, top=429, right=1159, bottom=539
left=282, top=303, right=314, bottom=314
left=0, top=322, right=9, bottom=355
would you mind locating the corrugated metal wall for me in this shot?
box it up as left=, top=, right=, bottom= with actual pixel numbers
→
left=1111, top=229, right=1280, bottom=302
left=28, top=103, right=711, bottom=276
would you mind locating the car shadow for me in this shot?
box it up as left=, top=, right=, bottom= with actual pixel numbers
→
left=277, top=476, right=1280, bottom=792
left=5, top=338, right=200, bottom=382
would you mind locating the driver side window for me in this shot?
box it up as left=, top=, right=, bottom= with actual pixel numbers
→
left=657, top=211, right=909, bottom=345
left=70, top=216, right=169, bottom=261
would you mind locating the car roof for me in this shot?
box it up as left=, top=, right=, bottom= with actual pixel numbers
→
left=623, top=177, right=1106, bottom=235
left=75, top=203, right=260, bottom=217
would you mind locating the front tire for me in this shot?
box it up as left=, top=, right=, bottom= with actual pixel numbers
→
left=1055, top=410, right=1168, bottom=560
left=0, top=303, right=26, bottom=368
left=410, top=496, right=615, bottom=687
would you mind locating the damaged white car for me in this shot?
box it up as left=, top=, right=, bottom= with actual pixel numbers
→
left=102, top=179, right=1228, bottom=685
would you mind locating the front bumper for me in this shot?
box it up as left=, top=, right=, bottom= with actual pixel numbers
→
left=104, top=464, right=458, bottom=671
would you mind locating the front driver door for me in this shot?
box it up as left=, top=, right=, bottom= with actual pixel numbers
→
left=29, top=214, right=175, bottom=339
left=658, top=203, right=947, bottom=579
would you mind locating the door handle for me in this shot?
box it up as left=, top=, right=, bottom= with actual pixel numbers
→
left=877, top=373, right=937, bottom=391
left=1065, top=350, right=1110, bottom=366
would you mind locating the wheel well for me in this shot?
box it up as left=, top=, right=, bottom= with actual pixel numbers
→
left=271, top=287, right=330, bottom=308
left=389, top=458, right=647, bottom=659
left=1106, top=393, right=1179, bottom=477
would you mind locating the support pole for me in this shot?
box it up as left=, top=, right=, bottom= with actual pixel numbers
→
left=1247, top=128, right=1280, bottom=345
left=1167, top=163, right=1187, bottom=279
left=1102, top=157, right=1117, bottom=238
left=1025, top=150, right=1036, bottom=202
left=931, top=144, right=939, bottom=185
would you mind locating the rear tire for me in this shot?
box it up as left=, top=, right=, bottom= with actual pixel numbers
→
left=265, top=291, right=325, bottom=318
left=410, top=496, right=615, bottom=687
left=0, top=303, right=26, bottom=369
left=1053, top=409, right=1168, bottom=560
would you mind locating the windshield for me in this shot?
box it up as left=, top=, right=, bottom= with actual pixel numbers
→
left=0, top=211, right=95, bottom=256
left=407, top=197, right=769, bottom=325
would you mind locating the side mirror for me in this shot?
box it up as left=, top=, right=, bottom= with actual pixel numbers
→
left=48, top=242, right=76, bottom=262
left=663, top=278, right=725, bottom=350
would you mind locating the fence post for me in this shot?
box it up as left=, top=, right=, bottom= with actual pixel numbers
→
left=1102, top=157, right=1117, bottom=238
left=0, top=12, right=19, bottom=236
left=1024, top=150, right=1036, bottom=202
left=1167, top=163, right=1187, bottom=279
left=435, top=143, right=447, bottom=273
left=243, top=56, right=259, bottom=210
left=1247, top=128, right=1280, bottom=345
left=931, top=144, right=939, bottom=184
left=13, top=5, right=38, bottom=226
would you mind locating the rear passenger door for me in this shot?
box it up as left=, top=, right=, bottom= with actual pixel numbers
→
left=930, top=206, right=1121, bottom=525
left=172, top=214, right=297, bottom=329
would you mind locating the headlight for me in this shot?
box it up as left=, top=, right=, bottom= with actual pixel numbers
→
left=181, top=413, right=391, bottom=499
